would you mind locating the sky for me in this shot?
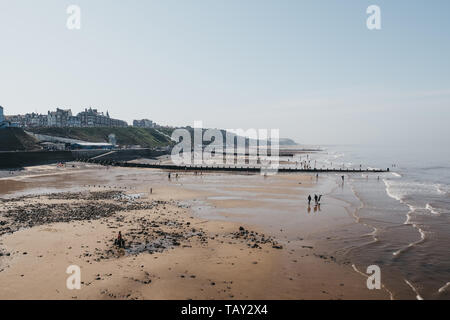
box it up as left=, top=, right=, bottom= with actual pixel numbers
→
left=0, top=0, right=449, bottom=145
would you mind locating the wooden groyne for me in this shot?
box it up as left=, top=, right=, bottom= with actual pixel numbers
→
left=76, top=158, right=388, bottom=173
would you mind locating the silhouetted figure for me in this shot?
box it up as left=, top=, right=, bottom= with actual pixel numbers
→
left=308, top=195, right=312, bottom=205
left=318, top=195, right=322, bottom=203
left=114, top=231, right=125, bottom=248
left=314, top=194, right=318, bottom=205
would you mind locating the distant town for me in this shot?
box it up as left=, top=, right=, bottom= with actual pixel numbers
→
left=0, top=105, right=160, bottom=129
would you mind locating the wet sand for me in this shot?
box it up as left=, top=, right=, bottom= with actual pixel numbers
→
left=0, top=163, right=390, bottom=299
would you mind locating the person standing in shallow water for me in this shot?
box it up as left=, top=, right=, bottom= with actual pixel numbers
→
left=308, top=195, right=312, bottom=205
left=314, top=194, right=318, bottom=204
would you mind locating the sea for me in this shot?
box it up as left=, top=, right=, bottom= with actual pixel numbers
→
left=309, top=143, right=450, bottom=299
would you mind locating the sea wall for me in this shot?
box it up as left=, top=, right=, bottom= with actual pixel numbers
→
left=0, top=151, right=74, bottom=169
left=0, top=149, right=169, bottom=169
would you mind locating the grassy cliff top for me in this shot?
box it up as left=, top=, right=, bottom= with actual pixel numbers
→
left=27, top=127, right=174, bottom=148
left=0, top=127, right=42, bottom=151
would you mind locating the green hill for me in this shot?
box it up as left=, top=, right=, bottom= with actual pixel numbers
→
left=27, top=127, right=174, bottom=148
left=0, top=127, right=42, bottom=151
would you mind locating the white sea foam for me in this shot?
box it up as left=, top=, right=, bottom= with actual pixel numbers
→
left=403, top=204, right=417, bottom=225
left=436, top=184, right=448, bottom=195
left=438, top=282, right=450, bottom=293
left=404, top=279, right=424, bottom=300
left=392, top=204, right=428, bottom=256
left=384, top=176, right=441, bottom=260
left=383, top=179, right=447, bottom=206
left=425, top=203, right=441, bottom=215
left=383, top=179, right=403, bottom=202
left=391, top=172, right=402, bottom=178
left=331, top=152, right=344, bottom=159
left=351, top=264, right=366, bottom=277
left=393, top=222, right=426, bottom=257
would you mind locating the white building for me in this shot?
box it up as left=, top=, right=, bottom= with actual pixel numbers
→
left=133, top=119, right=153, bottom=128
left=47, top=108, right=72, bottom=127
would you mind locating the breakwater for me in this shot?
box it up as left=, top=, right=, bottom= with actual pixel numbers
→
left=79, top=158, right=387, bottom=173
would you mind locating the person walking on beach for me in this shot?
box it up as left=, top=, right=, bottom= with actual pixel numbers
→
left=308, top=195, right=312, bottom=205
left=341, top=175, right=345, bottom=183
left=318, top=195, right=322, bottom=204
left=314, top=194, right=318, bottom=205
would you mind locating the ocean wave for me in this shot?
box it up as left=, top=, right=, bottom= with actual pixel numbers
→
left=404, top=279, right=424, bottom=300
left=383, top=179, right=447, bottom=202
left=392, top=204, right=427, bottom=257
left=391, top=172, right=402, bottom=178
left=436, top=184, right=449, bottom=195
left=383, top=178, right=449, bottom=219
left=404, top=204, right=417, bottom=224
left=383, top=179, right=403, bottom=202
left=425, top=203, right=441, bottom=215
left=393, top=225, right=426, bottom=257
left=332, top=152, right=344, bottom=159
left=438, top=282, right=450, bottom=294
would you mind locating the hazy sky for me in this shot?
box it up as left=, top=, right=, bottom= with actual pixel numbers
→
left=1, top=0, right=449, bottom=145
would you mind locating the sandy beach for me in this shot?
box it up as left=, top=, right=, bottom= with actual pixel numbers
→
left=0, top=163, right=390, bottom=300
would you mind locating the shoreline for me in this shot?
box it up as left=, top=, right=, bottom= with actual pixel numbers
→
left=0, top=163, right=390, bottom=299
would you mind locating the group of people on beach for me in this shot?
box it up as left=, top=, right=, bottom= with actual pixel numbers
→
left=307, top=194, right=322, bottom=213
left=308, top=194, right=322, bottom=206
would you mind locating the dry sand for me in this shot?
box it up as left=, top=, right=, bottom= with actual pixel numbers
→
left=0, top=163, right=390, bottom=299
